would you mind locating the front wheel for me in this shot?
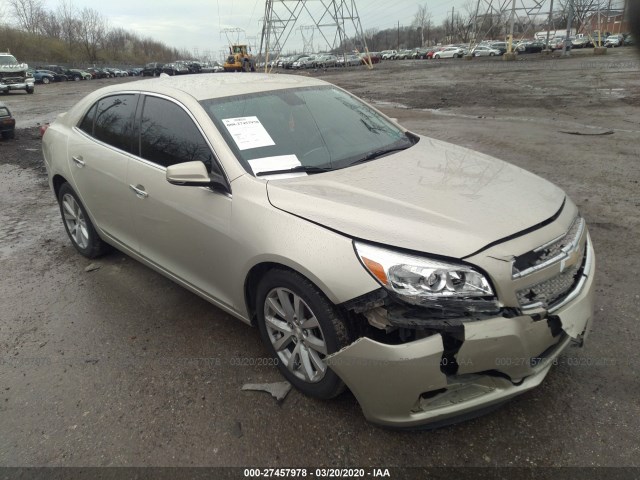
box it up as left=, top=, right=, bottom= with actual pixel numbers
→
left=42, top=77, right=50, bottom=84
left=58, top=183, right=110, bottom=258
left=256, top=269, right=351, bottom=399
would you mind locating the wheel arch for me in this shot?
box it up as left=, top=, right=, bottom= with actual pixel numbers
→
left=52, top=174, right=69, bottom=199
left=243, top=260, right=338, bottom=326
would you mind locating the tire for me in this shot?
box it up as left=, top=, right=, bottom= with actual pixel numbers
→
left=256, top=269, right=351, bottom=399
left=490, top=52, right=495, bottom=56
left=26, top=86, right=34, bottom=94
left=58, top=183, right=110, bottom=258
left=42, top=77, right=50, bottom=84
left=74, top=75, right=80, bottom=81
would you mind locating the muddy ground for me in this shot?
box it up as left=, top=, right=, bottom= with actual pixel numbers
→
left=1, top=48, right=639, bottom=469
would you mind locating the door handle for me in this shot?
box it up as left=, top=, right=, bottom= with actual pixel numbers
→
left=72, top=155, right=85, bottom=167
left=129, top=184, right=148, bottom=198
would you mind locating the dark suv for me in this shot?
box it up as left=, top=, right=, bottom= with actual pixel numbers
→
left=142, top=62, right=164, bottom=77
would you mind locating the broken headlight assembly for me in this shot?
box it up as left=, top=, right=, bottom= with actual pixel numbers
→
left=354, top=241, right=499, bottom=313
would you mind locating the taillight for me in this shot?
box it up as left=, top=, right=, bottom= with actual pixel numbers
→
left=40, top=123, right=49, bottom=137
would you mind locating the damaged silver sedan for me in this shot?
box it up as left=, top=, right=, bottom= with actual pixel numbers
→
left=42, top=74, right=595, bottom=428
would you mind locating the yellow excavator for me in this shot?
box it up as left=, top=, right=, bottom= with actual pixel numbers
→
left=223, top=45, right=256, bottom=72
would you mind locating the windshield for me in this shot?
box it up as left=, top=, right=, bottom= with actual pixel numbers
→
left=0, top=55, right=19, bottom=65
left=200, top=86, right=414, bottom=176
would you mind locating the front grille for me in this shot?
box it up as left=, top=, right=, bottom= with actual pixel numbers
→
left=516, top=239, right=586, bottom=309
left=512, top=216, right=585, bottom=278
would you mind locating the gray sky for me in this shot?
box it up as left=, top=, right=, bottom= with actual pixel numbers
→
left=0, top=0, right=475, bottom=56
left=0, top=0, right=627, bottom=59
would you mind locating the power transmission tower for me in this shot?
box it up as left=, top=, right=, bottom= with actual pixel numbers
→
left=299, top=25, right=316, bottom=53
left=221, top=27, right=246, bottom=46
left=259, top=0, right=372, bottom=71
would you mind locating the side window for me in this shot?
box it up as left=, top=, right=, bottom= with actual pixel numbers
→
left=139, top=96, right=220, bottom=175
left=93, top=94, right=137, bottom=153
left=78, top=103, right=96, bottom=135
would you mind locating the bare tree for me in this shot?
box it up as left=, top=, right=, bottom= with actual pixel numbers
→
left=57, top=0, right=79, bottom=49
left=557, top=0, right=608, bottom=33
left=413, top=3, right=432, bottom=46
left=8, top=0, right=45, bottom=34
left=77, top=6, right=107, bottom=61
left=40, top=11, right=61, bottom=38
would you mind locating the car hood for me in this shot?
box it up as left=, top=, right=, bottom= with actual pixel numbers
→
left=266, top=136, right=566, bottom=258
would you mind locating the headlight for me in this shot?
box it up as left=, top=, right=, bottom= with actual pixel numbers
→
left=354, top=242, right=494, bottom=305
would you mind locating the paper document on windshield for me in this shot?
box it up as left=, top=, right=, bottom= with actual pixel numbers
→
left=248, top=155, right=307, bottom=180
left=222, top=116, right=275, bottom=150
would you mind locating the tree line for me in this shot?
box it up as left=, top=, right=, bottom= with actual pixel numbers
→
left=0, top=0, right=191, bottom=66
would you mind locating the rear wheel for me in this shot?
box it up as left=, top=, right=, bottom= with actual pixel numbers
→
left=58, top=183, right=110, bottom=258
left=42, top=77, right=50, bottom=84
left=256, top=269, right=351, bottom=399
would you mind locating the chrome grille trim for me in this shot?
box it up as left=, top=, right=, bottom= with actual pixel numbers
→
left=519, top=236, right=592, bottom=313
left=513, top=216, right=585, bottom=279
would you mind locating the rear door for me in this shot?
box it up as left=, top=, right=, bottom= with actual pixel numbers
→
left=67, top=93, right=139, bottom=250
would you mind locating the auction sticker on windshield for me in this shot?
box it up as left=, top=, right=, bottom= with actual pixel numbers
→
left=248, top=155, right=306, bottom=179
left=222, top=116, right=275, bottom=150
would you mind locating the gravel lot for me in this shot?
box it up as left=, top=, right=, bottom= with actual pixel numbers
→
left=1, top=48, right=639, bottom=470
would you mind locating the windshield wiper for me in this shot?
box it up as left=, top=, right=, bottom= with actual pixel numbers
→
left=255, top=165, right=331, bottom=177
left=349, top=144, right=412, bottom=167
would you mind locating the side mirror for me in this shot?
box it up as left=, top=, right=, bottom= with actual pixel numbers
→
left=166, top=161, right=213, bottom=186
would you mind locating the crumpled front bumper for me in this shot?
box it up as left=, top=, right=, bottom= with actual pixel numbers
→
left=326, top=241, right=595, bottom=428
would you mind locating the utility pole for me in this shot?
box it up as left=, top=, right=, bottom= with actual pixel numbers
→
left=397, top=21, right=400, bottom=50
left=545, top=0, right=555, bottom=51
left=451, top=7, right=455, bottom=42
left=507, top=0, right=516, bottom=53
left=562, top=0, right=573, bottom=55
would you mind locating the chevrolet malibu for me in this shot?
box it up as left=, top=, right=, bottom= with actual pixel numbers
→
left=42, top=75, right=595, bottom=428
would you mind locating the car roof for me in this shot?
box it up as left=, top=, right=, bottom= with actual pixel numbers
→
left=89, top=73, right=330, bottom=102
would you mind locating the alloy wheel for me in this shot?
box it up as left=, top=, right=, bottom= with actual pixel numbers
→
left=62, top=193, right=89, bottom=249
left=264, top=288, right=328, bottom=383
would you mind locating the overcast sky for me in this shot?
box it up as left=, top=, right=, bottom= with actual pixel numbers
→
left=0, top=0, right=627, bottom=58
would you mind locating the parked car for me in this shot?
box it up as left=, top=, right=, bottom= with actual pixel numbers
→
left=433, top=46, right=465, bottom=58
left=570, top=36, right=589, bottom=48
left=584, top=32, right=608, bottom=47
left=87, top=68, right=110, bottom=79
left=314, top=54, right=337, bottom=68
left=624, top=34, right=634, bottom=45
left=292, top=56, right=311, bottom=69
left=200, top=62, right=225, bottom=73
left=516, top=41, right=546, bottom=53
left=605, top=34, right=623, bottom=47
left=472, top=45, right=501, bottom=56
left=35, top=69, right=67, bottom=82
left=64, top=69, right=88, bottom=81
left=32, top=70, right=56, bottom=84
left=142, top=62, right=164, bottom=77
left=162, top=62, right=190, bottom=76
left=359, top=52, right=381, bottom=64
left=409, top=48, right=429, bottom=59
left=395, top=49, right=414, bottom=59
left=336, top=54, right=361, bottom=67
left=0, top=101, right=15, bottom=139
left=41, top=74, right=596, bottom=428
left=489, top=42, right=508, bottom=54
left=381, top=50, right=397, bottom=60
